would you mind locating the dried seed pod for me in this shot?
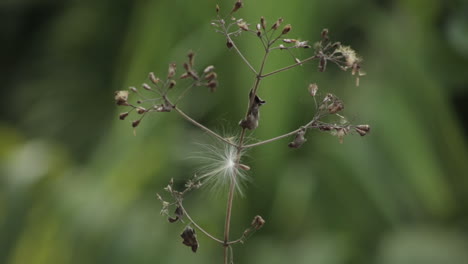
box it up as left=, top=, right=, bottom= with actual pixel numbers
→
left=136, top=107, right=146, bottom=114
left=283, top=38, right=296, bottom=43
left=288, top=129, right=307, bottom=148
left=260, top=16, right=266, bottom=30
left=281, top=24, right=291, bottom=35
left=271, top=17, right=283, bottom=30
left=239, top=91, right=266, bottom=130
left=188, top=51, right=195, bottom=68
left=251, top=215, right=265, bottom=230
left=167, top=63, right=176, bottom=79
left=237, top=21, right=249, bottom=31
left=130, top=87, right=138, bottom=93
left=328, top=99, right=344, bottom=114
left=114, top=90, right=129, bottom=105
left=207, top=80, right=218, bottom=92
left=308, top=83, right=318, bottom=96
left=321, top=28, right=329, bottom=41
left=169, top=80, right=176, bottom=89
left=318, top=57, right=327, bottom=72
left=119, top=112, right=129, bottom=120
left=232, top=0, right=243, bottom=13
left=132, top=120, right=141, bottom=128
left=168, top=206, right=184, bottom=223
left=226, top=39, right=233, bottom=49
left=180, top=227, right=198, bottom=253
left=216, top=4, right=220, bottom=14
left=142, top=83, right=152, bottom=91
left=180, top=72, right=190, bottom=79
left=355, top=125, right=370, bottom=136
left=149, top=72, right=160, bottom=84
left=203, top=65, right=215, bottom=73
left=204, top=72, right=217, bottom=81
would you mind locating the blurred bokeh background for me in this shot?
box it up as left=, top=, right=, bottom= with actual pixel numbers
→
left=1, top=0, right=468, bottom=263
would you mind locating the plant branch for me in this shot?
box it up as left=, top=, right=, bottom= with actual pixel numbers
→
left=178, top=203, right=224, bottom=244
left=261, top=55, right=318, bottom=78
left=222, top=24, right=258, bottom=75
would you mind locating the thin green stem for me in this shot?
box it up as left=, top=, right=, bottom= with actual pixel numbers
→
left=261, top=55, right=318, bottom=78
left=178, top=203, right=224, bottom=244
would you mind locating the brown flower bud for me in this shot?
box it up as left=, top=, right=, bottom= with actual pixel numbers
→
left=283, top=38, right=296, bottom=43
left=251, top=215, right=265, bottom=230
left=167, top=63, right=176, bottom=79
left=119, top=112, right=129, bottom=120
left=239, top=91, right=266, bottom=130
left=216, top=4, right=220, bottom=14
left=281, top=24, right=291, bottom=35
left=183, top=62, right=190, bottom=71
left=132, top=120, right=141, bottom=128
left=187, top=70, right=199, bottom=80
left=114, top=90, right=129, bottom=105
left=180, top=227, right=198, bottom=253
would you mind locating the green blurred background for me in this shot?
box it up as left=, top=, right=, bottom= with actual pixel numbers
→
left=1, top=0, right=468, bottom=263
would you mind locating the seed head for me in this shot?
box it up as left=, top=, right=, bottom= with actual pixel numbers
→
left=114, top=90, right=129, bottom=105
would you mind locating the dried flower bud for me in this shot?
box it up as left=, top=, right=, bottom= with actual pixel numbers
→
left=180, top=72, right=190, bottom=79
left=295, top=58, right=301, bottom=64
left=167, top=63, right=176, bottom=79
left=251, top=215, right=265, bottom=230
left=136, top=107, right=146, bottom=114
left=187, top=70, right=199, bottom=80
left=216, top=4, right=220, bottom=14
left=279, top=44, right=286, bottom=49
left=355, top=125, right=370, bottom=136
left=283, top=38, right=296, bottom=43
left=321, top=28, right=329, bottom=41
left=168, top=206, right=184, bottom=223
left=239, top=91, right=266, bottom=130
left=288, top=129, right=307, bottom=148
left=335, top=127, right=349, bottom=144
left=226, top=39, right=233, bottom=49
left=114, top=90, right=129, bottom=105
left=142, top=83, right=152, bottom=91
left=132, top=120, right=141, bottom=128
left=260, top=16, right=266, bottom=30
left=237, top=164, right=251, bottom=171
left=169, top=80, right=176, bottom=89
left=207, top=80, right=218, bottom=92
left=271, top=17, right=283, bottom=30
left=180, top=227, right=198, bottom=253
left=119, top=112, right=129, bottom=120
left=149, top=72, right=160, bottom=84
left=188, top=51, right=195, bottom=67
left=232, top=0, right=243, bottom=13
left=308, top=83, right=318, bottom=96
left=136, top=100, right=142, bottom=104
left=130, top=87, right=138, bottom=93
left=237, top=21, right=249, bottom=31
left=183, top=62, right=190, bottom=71
left=318, top=57, right=327, bottom=72
left=203, top=65, right=215, bottom=73
left=328, top=100, right=344, bottom=114
left=205, top=72, right=217, bottom=81
left=281, top=24, right=291, bottom=35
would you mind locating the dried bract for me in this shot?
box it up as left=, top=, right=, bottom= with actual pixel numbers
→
left=239, top=92, right=266, bottom=130
left=251, top=215, right=265, bottom=230
left=181, top=227, right=199, bottom=253
left=288, top=129, right=307, bottom=148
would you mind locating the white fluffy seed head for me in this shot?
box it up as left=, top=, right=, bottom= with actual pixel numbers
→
left=193, top=140, right=248, bottom=196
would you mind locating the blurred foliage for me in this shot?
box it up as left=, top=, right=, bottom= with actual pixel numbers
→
left=1, top=0, right=468, bottom=263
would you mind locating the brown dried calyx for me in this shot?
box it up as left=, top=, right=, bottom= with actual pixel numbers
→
left=180, top=226, right=199, bottom=253
left=288, top=128, right=307, bottom=148
left=239, top=90, right=266, bottom=130
left=168, top=206, right=184, bottom=223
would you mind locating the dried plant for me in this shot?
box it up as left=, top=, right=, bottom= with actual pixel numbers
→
left=114, top=1, right=369, bottom=263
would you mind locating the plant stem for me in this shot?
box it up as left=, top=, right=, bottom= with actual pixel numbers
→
left=223, top=44, right=271, bottom=263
